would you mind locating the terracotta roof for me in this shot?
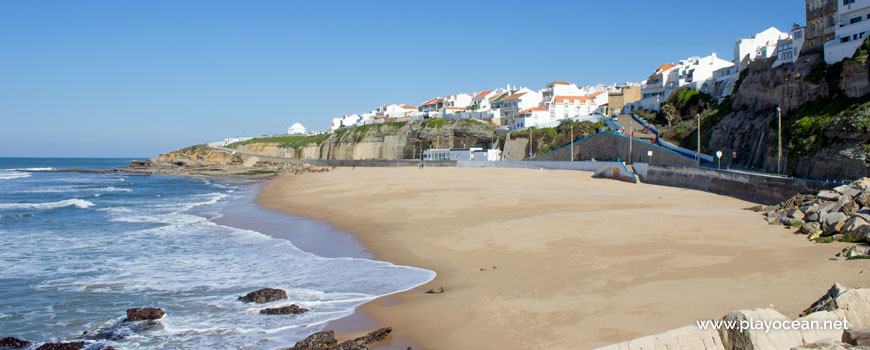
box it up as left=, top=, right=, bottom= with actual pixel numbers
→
left=501, top=92, right=527, bottom=102
left=490, top=92, right=510, bottom=102
left=655, top=63, right=676, bottom=73
left=553, top=96, right=592, bottom=103
left=587, top=91, right=606, bottom=98
left=547, top=80, right=571, bottom=86
left=444, top=106, right=464, bottom=110
left=520, top=106, right=548, bottom=114
left=420, top=98, right=442, bottom=106
left=400, top=104, right=417, bottom=109
left=474, top=90, right=495, bottom=98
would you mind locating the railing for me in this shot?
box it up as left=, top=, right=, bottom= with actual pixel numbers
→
left=631, top=114, right=714, bottom=164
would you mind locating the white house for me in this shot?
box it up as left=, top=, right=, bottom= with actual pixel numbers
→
left=498, top=88, right=543, bottom=119
left=331, top=114, right=362, bottom=131
left=773, top=25, right=807, bottom=67
left=734, top=27, right=789, bottom=71
left=287, top=122, right=307, bottom=135
left=825, top=0, right=870, bottom=63
left=510, top=106, right=550, bottom=130
left=417, top=93, right=473, bottom=118
left=470, top=89, right=504, bottom=111
left=540, top=81, right=584, bottom=101
left=635, top=53, right=734, bottom=110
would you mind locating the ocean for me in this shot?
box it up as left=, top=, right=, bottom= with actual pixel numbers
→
left=0, top=158, right=435, bottom=349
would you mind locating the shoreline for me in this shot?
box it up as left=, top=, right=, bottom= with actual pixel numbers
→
left=209, top=179, right=423, bottom=349
left=256, top=166, right=869, bottom=349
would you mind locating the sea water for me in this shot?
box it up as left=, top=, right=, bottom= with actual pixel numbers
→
left=0, top=158, right=435, bottom=349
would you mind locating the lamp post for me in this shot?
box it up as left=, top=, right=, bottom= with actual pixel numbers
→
left=570, top=123, right=574, bottom=162
left=716, top=151, right=722, bottom=169
left=529, top=127, right=534, bottom=160
left=628, top=119, right=633, bottom=164
left=647, top=150, right=653, bottom=163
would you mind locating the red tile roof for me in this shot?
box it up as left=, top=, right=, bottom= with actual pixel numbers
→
left=445, top=106, right=465, bottom=110
left=474, top=90, right=495, bottom=98
left=400, top=104, right=417, bottom=109
left=655, top=63, right=676, bottom=73
left=587, top=91, right=605, bottom=98
left=501, top=92, right=527, bottom=101
left=520, top=106, right=548, bottom=114
left=420, top=98, right=442, bottom=106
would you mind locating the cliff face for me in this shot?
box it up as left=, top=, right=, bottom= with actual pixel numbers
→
left=707, top=52, right=870, bottom=180
left=153, top=145, right=245, bottom=167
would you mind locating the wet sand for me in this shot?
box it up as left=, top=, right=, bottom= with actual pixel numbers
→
left=257, top=167, right=869, bottom=350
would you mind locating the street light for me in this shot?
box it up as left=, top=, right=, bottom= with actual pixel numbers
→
left=776, top=106, right=782, bottom=175
left=716, top=150, right=722, bottom=169
left=647, top=150, right=653, bottom=163
left=696, top=113, right=701, bottom=166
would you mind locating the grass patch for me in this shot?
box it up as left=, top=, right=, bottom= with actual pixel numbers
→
left=812, top=236, right=837, bottom=244
left=228, top=134, right=329, bottom=149
left=237, top=169, right=278, bottom=176
left=846, top=255, right=870, bottom=260
left=513, top=120, right=605, bottom=157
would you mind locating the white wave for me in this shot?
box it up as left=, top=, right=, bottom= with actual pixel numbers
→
left=0, top=171, right=29, bottom=180
left=96, top=207, right=132, bottom=213
left=100, top=187, right=132, bottom=192
left=11, top=167, right=53, bottom=171
left=0, top=198, right=95, bottom=210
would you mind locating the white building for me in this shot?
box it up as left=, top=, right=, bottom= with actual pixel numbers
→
left=423, top=148, right=500, bottom=161
left=470, top=89, right=504, bottom=111
left=825, top=0, right=870, bottom=63
left=635, top=53, right=734, bottom=110
left=734, top=27, right=789, bottom=71
left=373, top=104, right=418, bottom=119
left=221, top=137, right=253, bottom=146
left=331, top=114, right=362, bottom=131
left=540, top=81, right=584, bottom=101
left=510, top=106, right=550, bottom=130
left=287, top=122, right=307, bottom=135
left=497, top=88, right=543, bottom=119
left=773, top=25, right=807, bottom=67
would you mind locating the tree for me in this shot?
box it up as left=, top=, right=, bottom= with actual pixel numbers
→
left=661, top=103, right=679, bottom=131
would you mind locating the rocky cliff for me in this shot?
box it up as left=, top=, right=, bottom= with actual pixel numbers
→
left=707, top=51, right=870, bottom=180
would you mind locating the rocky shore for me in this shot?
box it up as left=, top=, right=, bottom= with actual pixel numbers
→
left=750, top=177, right=870, bottom=259
left=595, top=283, right=870, bottom=350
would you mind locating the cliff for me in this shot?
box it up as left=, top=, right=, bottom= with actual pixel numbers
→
left=230, top=119, right=500, bottom=160
left=705, top=50, right=870, bottom=180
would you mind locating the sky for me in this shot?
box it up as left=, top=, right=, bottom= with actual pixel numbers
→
left=0, top=1, right=805, bottom=157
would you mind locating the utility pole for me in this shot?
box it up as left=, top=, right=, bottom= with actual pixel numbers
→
left=776, top=106, right=782, bottom=175
left=628, top=119, right=634, bottom=164
left=529, top=127, right=534, bottom=160
left=570, top=123, right=574, bottom=162
left=695, top=113, right=701, bottom=166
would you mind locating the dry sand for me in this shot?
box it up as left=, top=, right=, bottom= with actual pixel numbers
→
left=257, top=167, right=869, bottom=350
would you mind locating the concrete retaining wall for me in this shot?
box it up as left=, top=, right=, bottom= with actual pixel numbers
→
left=532, top=132, right=699, bottom=166
left=637, top=163, right=844, bottom=204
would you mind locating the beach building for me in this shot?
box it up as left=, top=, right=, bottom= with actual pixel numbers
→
left=423, top=148, right=500, bottom=161
left=734, top=27, right=790, bottom=71
left=805, top=0, right=839, bottom=53
left=824, top=0, right=870, bottom=63
left=287, top=122, right=307, bottom=135
left=773, top=25, right=807, bottom=67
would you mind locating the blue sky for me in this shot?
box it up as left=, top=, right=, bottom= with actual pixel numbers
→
left=0, top=1, right=804, bottom=157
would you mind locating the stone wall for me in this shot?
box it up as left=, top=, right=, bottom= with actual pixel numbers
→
left=533, top=132, right=698, bottom=166
left=636, top=163, right=843, bottom=204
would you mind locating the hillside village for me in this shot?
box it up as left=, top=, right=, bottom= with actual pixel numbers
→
left=209, top=0, right=870, bottom=180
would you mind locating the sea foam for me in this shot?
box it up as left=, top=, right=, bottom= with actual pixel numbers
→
left=0, top=198, right=95, bottom=210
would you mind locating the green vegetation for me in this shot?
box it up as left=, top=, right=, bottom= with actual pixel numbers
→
left=677, top=96, right=733, bottom=151
left=513, top=120, right=605, bottom=156
left=782, top=93, right=870, bottom=156
left=812, top=236, right=837, bottom=244
left=846, top=255, right=870, bottom=260
left=425, top=118, right=448, bottom=128
left=228, top=134, right=330, bottom=150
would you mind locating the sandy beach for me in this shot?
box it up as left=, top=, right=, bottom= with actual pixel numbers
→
left=257, top=167, right=869, bottom=350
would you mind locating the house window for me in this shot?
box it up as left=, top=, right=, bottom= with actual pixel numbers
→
left=851, top=16, right=862, bottom=24
left=845, top=0, right=855, bottom=4
left=842, top=37, right=851, bottom=43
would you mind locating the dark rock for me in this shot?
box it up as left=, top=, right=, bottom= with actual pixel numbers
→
left=287, top=330, right=337, bottom=350
left=124, top=307, right=164, bottom=322
left=818, top=190, right=842, bottom=201
left=787, top=208, right=805, bottom=219
left=746, top=205, right=764, bottom=212
left=36, top=341, right=86, bottom=350
left=425, top=287, right=445, bottom=294
left=842, top=327, right=870, bottom=346
left=238, top=288, right=288, bottom=304
left=334, top=328, right=392, bottom=350
left=807, top=212, right=820, bottom=222
left=83, top=320, right=164, bottom=340
left=842, top=225, right=870, bottom=243
left=801, top=283, right=847, bottom=317
left=800, top=222, right=822, bottom=235
left=260, top=304, right=309, bottom=315
left=857, top=192, right=870, bottom=208
left=0, top=337, right=31, bottom=348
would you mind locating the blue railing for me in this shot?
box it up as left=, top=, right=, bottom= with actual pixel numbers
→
left=631, top=113, right=714, bottom=164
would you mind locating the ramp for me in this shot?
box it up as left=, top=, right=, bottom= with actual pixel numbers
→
left=593, top=163, right=638, bottom=184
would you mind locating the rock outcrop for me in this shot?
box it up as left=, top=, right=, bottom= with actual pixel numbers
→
left=843, top=328, right=870, bottom=347
left=0, top=337, right=31, bottom=348
left=124, top=307, right=165, bottom=322
left=238, top=288, right=288, bottom=304
left=287, top=327, right=392, bottom=350
left=35, top=341, right=86, bottom=350
left=260, top=304, right=309, bottom=315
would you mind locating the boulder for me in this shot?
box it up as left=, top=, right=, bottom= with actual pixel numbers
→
left=857, top=192, right=870, bottom=208
left=843, top=201, right=860, bottom=216
left=797, top=310, right=848, bottom=345
left=823, top=213, right=849, bottom=236
left=842, top=217, right=869, bottom=233
left=0, top=337, right=31, bottom=348
left=802, top=284, right=870, bottom=326
left=288, top=330, right=337, bottom=350
left=425, top=287, right=446, bottom=294
left=808, top=212, right=821, bottom=222
left=834, top=185, right=863, bottom=198
left=802, top=284, right=849, bottom=317
left=84, top=320, right=164, bottom=340
left=853, top=178, right=870, bottom=191
left=789, top=209, right=806, bottom=219
left=801, top=222, right=823, bottom=235
left=855, top=209, right=870, bottom=222
left=842, top=225, right=870, bottom=243
left=592, top=325, right=725, bottom=350
left=718, top=308, right=804, bottom=350
left=791, top=339, right=853, bottom=350
left=784, top=218, right=807, bottom=227
left=238, top=288, right=288, bottom=303
left=333, top=327, right=392, bottom=350
left=35, top=342, right=86, bottom=350
left=124, top=307, right=164, bottom=322
left=842, top=327, right=870, bottom=346
left=819, top=190, right=844, bottom=201
left=259, top=304, right=309, bottom=315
